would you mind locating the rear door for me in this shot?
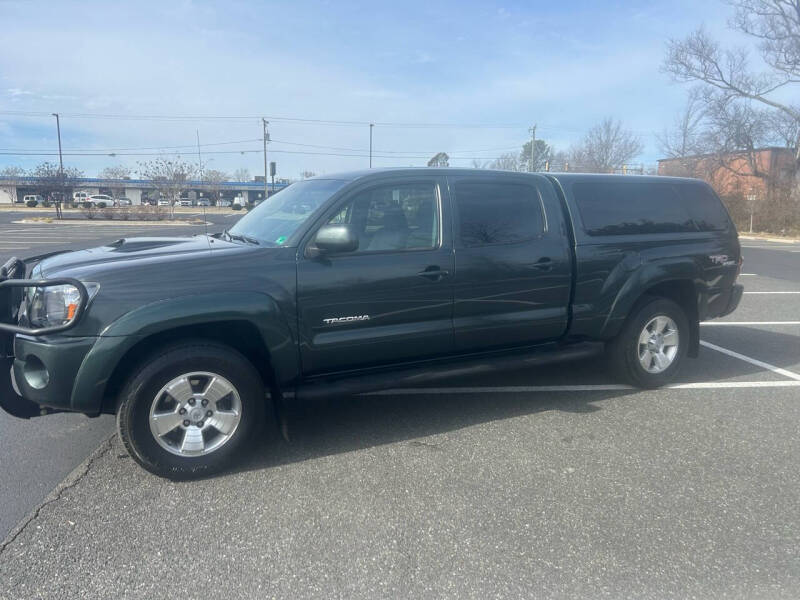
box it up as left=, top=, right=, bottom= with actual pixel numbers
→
left=296, top=175, right=454, bottom=375
left=449, top=173, right=572, bottom=352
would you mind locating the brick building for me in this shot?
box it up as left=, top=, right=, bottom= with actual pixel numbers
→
left=657, top=147, right=796, bottom=198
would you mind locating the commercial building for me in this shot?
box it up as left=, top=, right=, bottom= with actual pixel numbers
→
left=0, top=176, right=289, bottom=205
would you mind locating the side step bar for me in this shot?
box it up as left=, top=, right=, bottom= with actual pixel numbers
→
left=293, top=341, right=604, bottom=402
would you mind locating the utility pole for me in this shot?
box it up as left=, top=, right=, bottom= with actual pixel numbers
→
left=369, top=123, right=374, bottom=168
left=528, top=124, right=536, bottom=172
left=262, top=118, right=270, bottom=200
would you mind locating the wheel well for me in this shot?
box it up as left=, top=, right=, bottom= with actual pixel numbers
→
left=637, top=279, right=700, bottom=357
left=101, top=320, right=275, bottom=414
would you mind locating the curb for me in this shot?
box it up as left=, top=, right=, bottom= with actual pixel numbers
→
left=12, top=219, right=208, bottom=227
left=739, top=235, right=799, bottom=244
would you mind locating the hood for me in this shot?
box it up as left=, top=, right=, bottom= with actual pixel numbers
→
left=34, top=235, right=246, bottom=278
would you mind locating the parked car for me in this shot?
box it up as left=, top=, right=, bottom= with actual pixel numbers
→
left=158, top=199, right=171, bottom=207
left=85, top=194, right=113, bottom=208
left=217, top=199, right=232, bottom=207
left=178, top=199, right=193, bottom=207
left=22, top=194, right=43, bottom=206
left=0, top=170, right=743, bottom=479
left=114, top=197, right=132, bottom=207
left=197, top=199, right=211, bottom=207
left=72, top=191, right=90, bottom=203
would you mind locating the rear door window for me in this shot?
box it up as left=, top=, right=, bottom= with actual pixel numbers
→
left=454, top=181, right=544, bottom=247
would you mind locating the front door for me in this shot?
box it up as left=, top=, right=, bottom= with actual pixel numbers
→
left=296, top=176, right=454, bottom=375
left=449, top=173, right=572, bottom=351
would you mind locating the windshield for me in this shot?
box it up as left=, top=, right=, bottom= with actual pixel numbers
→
left=227, top=179, right=348, bottom=246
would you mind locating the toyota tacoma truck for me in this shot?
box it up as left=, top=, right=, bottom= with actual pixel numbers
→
left=0, top=169, right=743, bottom=478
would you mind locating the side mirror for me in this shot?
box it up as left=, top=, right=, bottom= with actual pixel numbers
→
left=314, top=224, right=359, bottom=254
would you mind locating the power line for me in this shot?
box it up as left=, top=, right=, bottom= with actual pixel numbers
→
left=0, top=136, right=528, bottom=157
left=5, top=147, right=650, bottom=162
left=0, top=109, right=535, bottom=130
left=0, top=109, right=664, bottom=136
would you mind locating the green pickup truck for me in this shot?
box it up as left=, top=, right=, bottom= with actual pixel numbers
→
left=0, top=169, right=743, bottom=478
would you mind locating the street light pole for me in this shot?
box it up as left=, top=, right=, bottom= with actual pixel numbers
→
left=52, top=113, right=64, bottom=217
left=369, top=123, right=374, bottom=168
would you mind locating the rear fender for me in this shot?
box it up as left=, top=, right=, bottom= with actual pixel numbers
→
left=70, top=292, right=297, bottom=413
left=600, top=258, right=703, bottom=342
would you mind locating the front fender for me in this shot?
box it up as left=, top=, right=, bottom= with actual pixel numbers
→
left=69, top=292, right=297, bottom=413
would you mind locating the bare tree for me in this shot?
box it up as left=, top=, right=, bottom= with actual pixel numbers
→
left=137, top=157, right=198, bottom=217
left=664, top=2, right=800, bottom=160
left=548, top=150, right=570, bottom=171
left=570, top=118, right=643, bottom=173
left=489, top=152, right=520, bottom=171
left=664, top=1, right=800, bottom=231
left=203, top=169, right=228, bottom=205
left=767, top=107, right=800, bottom=147
left=30, top=162, right=84, bottom=202
left=232, top=168, right=251, bottom=182
left=659, top=89, right=706, bottom=158
left=301, top=171, right=316, bottom=180
left=99, top=165, right=133, bottom=198
left=99, top=165, right=132, bottom=180
left=427, top=152, right=450, bottom=167
left=657, top=89, right=709, bottom=176
left=0, top=166, right=26, bottom=204
left=470, top=159, right=490, bottom=169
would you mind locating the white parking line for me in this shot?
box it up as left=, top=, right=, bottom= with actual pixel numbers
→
left=738, top=273, right=757, bottom=276
left=0, top=240, right=70, bottom=245
left=366, top=380, right=800, bottom=395
left=702, top=321, right=800, bottom=326
left=700, top=340, right=800, bottom=381
left=742, top=291, right=800, bottom=294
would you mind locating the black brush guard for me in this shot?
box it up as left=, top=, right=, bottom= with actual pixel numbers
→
left=0, top=257, right=89, bottom=418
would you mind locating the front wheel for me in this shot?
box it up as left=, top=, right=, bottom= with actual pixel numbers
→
left=608, top=297, right=689, bottom=388
left=117, top=342, right=266, bottom=479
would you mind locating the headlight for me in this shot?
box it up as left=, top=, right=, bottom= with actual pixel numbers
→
left=20, top=283, right=100, bottom=329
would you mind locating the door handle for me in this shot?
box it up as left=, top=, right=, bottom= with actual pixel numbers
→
left=417, top=266, right=450, bottom=281
left=531, top=257, right=553, bottom=271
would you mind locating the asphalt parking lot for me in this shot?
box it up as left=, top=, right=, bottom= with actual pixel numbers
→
left=1, top=217, right=799, bottom=599
left=0, top=210, right=233, bottom=539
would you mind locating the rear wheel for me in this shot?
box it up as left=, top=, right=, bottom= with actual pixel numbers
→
left=608, top=297, right=689, bottom=388
left=117, top=342, right=266, bottom=479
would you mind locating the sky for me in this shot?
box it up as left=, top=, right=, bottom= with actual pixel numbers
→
left=0, top=0, right=746, bottom=180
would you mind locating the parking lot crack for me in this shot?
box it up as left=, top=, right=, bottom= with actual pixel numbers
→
left=0, top=435, right=114, bottom=559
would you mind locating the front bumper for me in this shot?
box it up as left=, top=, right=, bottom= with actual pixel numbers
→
left=1, top=336, right=97, bottom=419
left=0, top=257, right=97, bottom=419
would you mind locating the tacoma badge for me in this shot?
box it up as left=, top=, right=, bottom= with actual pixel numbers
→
left=323, top=315, right=370, bottom=325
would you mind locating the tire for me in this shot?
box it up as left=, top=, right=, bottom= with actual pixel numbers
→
left=608, top=297, right=689, bottom=389
left=117, top=341, right=267, bottom=479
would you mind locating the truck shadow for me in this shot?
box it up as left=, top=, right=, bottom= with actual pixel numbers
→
left=225, top=326, right=800, bottom=478
left=235, top=382, right=632, bottom=477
